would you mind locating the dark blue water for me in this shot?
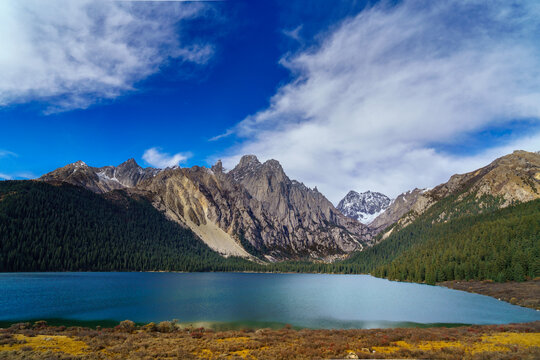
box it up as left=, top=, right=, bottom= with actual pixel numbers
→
left=0, top=273, right=538, bottom=329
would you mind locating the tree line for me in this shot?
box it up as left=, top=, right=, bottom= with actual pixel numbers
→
left=1, top=180, right=538, bottom=283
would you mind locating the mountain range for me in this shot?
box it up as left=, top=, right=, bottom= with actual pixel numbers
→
left=1, top=150, right=539, bottom=280
left=39, top=155, right=370, bottom=261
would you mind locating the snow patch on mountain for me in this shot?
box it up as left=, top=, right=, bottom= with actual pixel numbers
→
left=337, top=190, right=392, bottom=225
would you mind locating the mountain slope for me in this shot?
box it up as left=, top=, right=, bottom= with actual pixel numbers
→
left=374, top=199, right=540, bottom=284
left=387, top=150, right=538, bottom=231
left=336, top=190, right=391, bottom=224
left=368, top=188, right=428, bottom=235
left=0, top=181, right=257, bottom=272
left=342, top=150, right=540, bottom=283
left=136, top=165, right=264, bottom=259
left=368, top=150, right=539, bottom=238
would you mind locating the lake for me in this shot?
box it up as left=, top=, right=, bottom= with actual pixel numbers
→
left=1, top=272, right=538, bottom=329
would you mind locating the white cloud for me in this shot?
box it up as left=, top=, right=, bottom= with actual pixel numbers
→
left=219, top=0, right=540, bottom=203
left=0, top=0, right=212, bottom=112
left=0, top=150, right=17, bottom=158
left=283, top=25, right=303, bottom=42
left=142, top=147, right=191, bottom=168
left=0, top=171, right=35, bottom=180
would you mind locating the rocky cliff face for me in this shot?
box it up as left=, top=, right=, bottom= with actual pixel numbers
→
left=227, top=155, right=370, bottom=258
left=369, top=150, right=540, bottom=236
left=135, top=166, right=258, bottom=259
left=336, top=190, right=391, bottom=224
left=40, top=155, right=370, bottom=261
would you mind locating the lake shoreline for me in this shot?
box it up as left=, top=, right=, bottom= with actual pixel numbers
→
left=0, top=318, right=471, bottom=331
left=1, top=321, right=539, bottom=359
left=439, top=279, right=540, bottom=310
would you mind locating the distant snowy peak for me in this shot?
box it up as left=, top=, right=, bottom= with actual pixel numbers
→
left=336, top=190, right=392, bottom=224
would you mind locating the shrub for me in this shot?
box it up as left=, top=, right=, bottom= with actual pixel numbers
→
left=9, top=322, right=31, bottom=330
left=141, top=322, right=157, bottom=332
left=190, top=331, right=204, bottom=339
left=33, top=320, right=47, bottom=329
left=157, top=321, right=175, bottom=333
left=118, top=320, right=136, bottom=333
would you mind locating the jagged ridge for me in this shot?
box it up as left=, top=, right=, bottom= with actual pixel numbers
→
left=40, top=155, right=370, bottom=261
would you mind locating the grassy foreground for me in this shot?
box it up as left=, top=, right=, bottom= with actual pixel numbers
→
left=1, top=321, right=539, bottom=359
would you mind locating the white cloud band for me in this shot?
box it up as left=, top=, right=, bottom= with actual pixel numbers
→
left=220, top=0, right=540, bottom=202
left=0, top=0, right=212, bottom=112
left=142, top=147, right=190, bottom=168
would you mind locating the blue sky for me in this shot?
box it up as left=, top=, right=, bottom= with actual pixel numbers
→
left=1, top=0, right=539, bottom=202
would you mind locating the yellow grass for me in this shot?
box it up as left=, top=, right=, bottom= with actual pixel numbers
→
left=229, top=348, right=252, bottom=358
left=217, top=336, right=251, bottom=342
left=194, top=348, right=215, bottom=358
left=0, top=334, right=88, bottom=355
left=1, top=323, right=538, bottom=359
left=372, top=332, right=540, bottom=355
left=194, top=346, right=253, bottom=359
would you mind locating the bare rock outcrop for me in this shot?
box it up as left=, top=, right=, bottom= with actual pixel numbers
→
left=368, top=188, right=427, bottom=235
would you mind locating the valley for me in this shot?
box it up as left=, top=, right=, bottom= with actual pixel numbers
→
left=2, top=1, right=540, bottom=357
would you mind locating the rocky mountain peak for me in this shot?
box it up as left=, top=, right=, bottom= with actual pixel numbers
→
left=230, top=155, right=263, bottom=182
left=337, top=190, right=392, bottom=224
left=40, top=158, right=160, bottom=193
left=263, top=159, right=282, bottom=170
left=211, top=160, right=224, bottom=173
left=260, top=159, right=287, bottom=182
left=72, top=160, right=88, bottom=168
left=237, top=155, right=260, bottom=167
left=36, top=154, right=373, bottom=260
left=119, top=158, right=139, bottom=169
left=427, top=149, right=540, bottom=205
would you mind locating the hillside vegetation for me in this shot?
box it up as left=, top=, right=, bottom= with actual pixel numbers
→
left=343, top=193, right=540, bottom=284
left=1, top=180, right=538, bottom=284
left=0, top=181, right=257, bottom=272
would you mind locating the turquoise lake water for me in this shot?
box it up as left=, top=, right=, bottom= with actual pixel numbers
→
left=0, top=272, right=538, bottom=329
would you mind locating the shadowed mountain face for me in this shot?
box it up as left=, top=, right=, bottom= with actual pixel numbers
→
left=40, top=155, right=370, bottom=261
